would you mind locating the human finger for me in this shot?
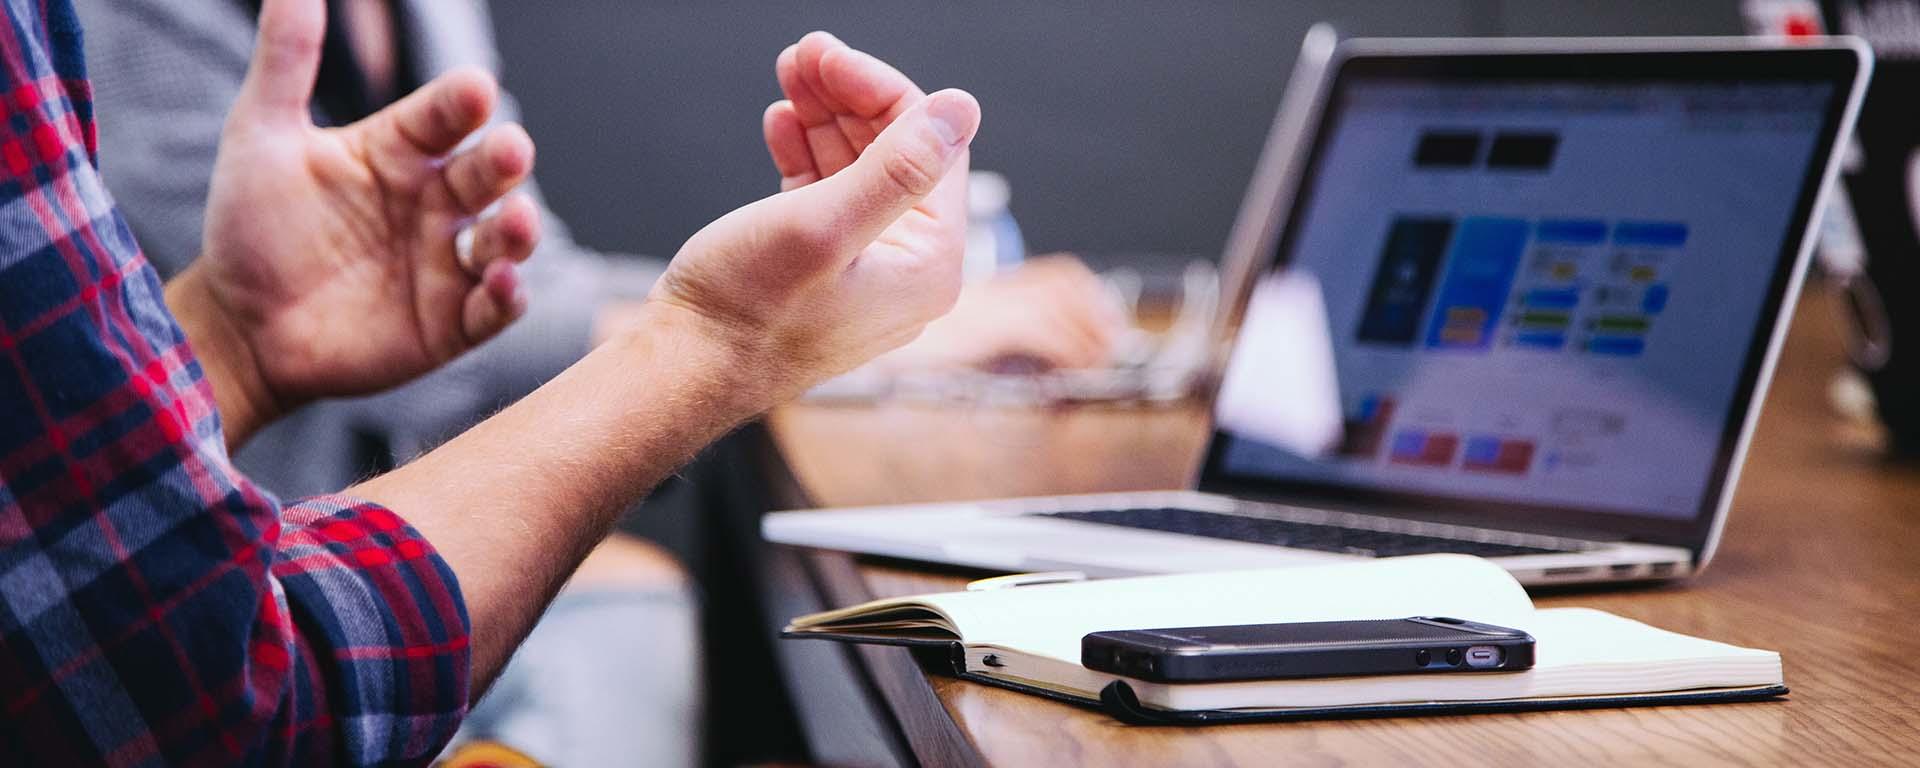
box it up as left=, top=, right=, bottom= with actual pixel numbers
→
left=232, top=0, right=327, bottom=129
left=794, top=31, right=853, bottom=115
left=368, top=68, right=499, bottom=161
left=778, top=35, right=860, bottom=174
left=462, top=194, right=541, bottom=277
left=764, top=101, right=821, bottom=191
left=441, top=123, right=535, bottom=217
left=786, top=89, right=980, bottom=254
left=818, top=45, right=922, bottom=122
left=462, top=258, right=528, bottom=345
left=776, top=43, right=831, bottom=124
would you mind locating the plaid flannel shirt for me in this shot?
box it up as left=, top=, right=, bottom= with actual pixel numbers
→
left=0, top=2, right=471, bottom=765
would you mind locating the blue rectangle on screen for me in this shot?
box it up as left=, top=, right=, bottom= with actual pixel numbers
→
left=1424, top=218, right=1529, bottom=350
left=1613, top=221, right=1689, bottom=248
left=1512, top=332, right=1567, bottom=350
left=1356, top=395, right=1382, bottom=422
left=1587, top=336, right=1647, bottom=356
left=1463, top=437, right=1501, bottom=465
left=1535, top=219, right=1606, bottom=245
left=1522, top=288, right=1581, bottom=309
left=1643, top=284, right=1670, bottom=314
left=1390, top=431, right=1427, bottom=459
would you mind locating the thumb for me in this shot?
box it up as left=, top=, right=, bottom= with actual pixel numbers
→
left=233, top=0, right=325, bottom=128
left=790, top=89, right=980, bottom=247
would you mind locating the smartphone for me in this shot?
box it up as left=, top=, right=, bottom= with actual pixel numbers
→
left=1082, top=617, right=1535, bottom=683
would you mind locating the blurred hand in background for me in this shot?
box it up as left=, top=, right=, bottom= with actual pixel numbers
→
left=603, top=253, right=1130, bottom=374
left=875, top=254, right=1129, bottom=373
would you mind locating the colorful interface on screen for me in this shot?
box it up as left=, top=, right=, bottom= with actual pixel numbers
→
left=1217, top=77, right=1833, bottom=519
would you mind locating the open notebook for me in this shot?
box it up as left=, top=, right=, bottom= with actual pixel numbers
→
left=784, top=555, right=1785, bottom=723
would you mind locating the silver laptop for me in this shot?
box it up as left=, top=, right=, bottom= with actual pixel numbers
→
left=765, top=34, right=1871, bottom=586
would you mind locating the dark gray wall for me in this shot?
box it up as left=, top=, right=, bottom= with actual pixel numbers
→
left=489, top=1, right=1742, bottom=268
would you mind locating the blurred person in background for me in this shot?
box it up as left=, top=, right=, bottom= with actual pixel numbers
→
left=75, top=0, right=1124, bottom=764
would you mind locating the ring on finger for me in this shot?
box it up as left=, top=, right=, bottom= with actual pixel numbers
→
left=455, top=226, right=480, bottom=276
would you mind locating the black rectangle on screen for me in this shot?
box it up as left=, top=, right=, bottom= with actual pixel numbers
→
left=1413, top=131, right=1482, bottom=168
left=1487, top=132, right=1559, bottom=170
left=1356, top=216, right=1457, bottom=345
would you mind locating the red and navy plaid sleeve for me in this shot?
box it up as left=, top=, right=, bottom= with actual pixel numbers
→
left=0, top=2, right=471, bottom=766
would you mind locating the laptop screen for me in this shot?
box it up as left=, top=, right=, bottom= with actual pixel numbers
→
left=1205, top=50, right=1855, bottom=542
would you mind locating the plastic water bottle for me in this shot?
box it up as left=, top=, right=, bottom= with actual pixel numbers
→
left=964, top=170, right=1026, bottom=281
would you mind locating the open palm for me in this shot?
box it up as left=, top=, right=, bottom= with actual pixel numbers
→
left=197, top=0, right=539, bottom=406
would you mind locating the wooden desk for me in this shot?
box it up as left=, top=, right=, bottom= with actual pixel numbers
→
left=763, top=292, right=1920, bottom=766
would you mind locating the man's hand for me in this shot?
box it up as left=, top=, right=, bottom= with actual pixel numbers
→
left=354, top=33, right=979, bottom=686
left=643, top=33, right=979, bottom=403
left=169, top=0, right=539, bottom=444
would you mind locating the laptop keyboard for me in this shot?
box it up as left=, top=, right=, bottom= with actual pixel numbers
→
left=1036, top=507, right=1573, bottom=558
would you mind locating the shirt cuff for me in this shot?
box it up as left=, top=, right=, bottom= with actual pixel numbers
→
left=273, top=495, right=471, bottom=764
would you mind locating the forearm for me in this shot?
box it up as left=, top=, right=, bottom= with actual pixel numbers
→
left=164, top=263, right=285, bottom=448
left=349, top=301, right=768, bottom=688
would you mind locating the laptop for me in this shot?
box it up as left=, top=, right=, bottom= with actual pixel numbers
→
left=764, top=34, right=1871, bottom=585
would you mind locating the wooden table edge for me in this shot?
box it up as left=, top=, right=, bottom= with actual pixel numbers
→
left=800, top=547, right=991, bottom=768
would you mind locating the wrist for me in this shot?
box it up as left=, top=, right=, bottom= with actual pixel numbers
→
left=590, top=300, right=651, bottom=348
left=164, top=263, right=287, bottom=447
left=618, top=299, right=784, bottom=417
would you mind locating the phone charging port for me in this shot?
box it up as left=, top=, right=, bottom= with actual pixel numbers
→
left=1464, top=645, right=1504, bottom=668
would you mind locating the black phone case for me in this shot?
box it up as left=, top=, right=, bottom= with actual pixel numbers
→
left=1082, top=618, right=1535, bottom=683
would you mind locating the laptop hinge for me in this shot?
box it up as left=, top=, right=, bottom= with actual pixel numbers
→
left=1228, top=491, right=1634, bottom=544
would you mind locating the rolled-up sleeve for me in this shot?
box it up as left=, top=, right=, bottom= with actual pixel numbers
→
left=273, top=497, right=471, bottom=765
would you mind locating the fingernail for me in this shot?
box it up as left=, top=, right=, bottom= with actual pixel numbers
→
left=498, top=266, right=528, bottom=309
left=925, top=92, right=975, bottom=147
left=485, top=259, right=515, bottom=293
